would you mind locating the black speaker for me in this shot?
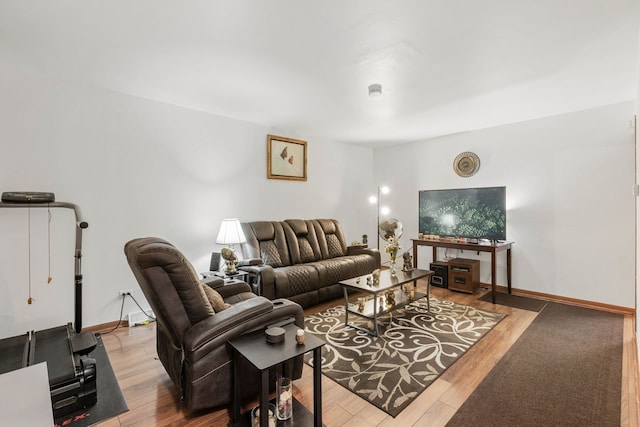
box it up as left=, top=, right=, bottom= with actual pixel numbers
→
left=430, top=261, right=449, bottom=288
left=209, top=252, right=221, bottom=271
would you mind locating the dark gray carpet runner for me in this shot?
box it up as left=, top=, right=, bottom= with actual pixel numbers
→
left=478, top=291, right=548, bottom=312
left=447, top=302, right=623, bottom=426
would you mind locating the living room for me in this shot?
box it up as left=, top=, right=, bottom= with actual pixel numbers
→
left=0, top=1, right=638, bottom=426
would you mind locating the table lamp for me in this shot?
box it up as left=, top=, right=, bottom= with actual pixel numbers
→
left=216, top=218, right=247, bottom=275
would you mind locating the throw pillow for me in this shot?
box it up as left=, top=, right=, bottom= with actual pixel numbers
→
left=202, top=284, right=230, bottom=312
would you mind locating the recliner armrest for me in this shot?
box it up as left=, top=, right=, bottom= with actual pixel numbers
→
left=184, top=297, right=273, bottom=358
left=237, top=258, right=262, bottom=266
left=184, top=297, right=304, bottom=364
left=239, top=264, right=276, bottom=299
left=201, top=276, right=225, bottom=288
left=209, top=281, right=252, bottom=297
left=347, top=246, right=381, bottom=265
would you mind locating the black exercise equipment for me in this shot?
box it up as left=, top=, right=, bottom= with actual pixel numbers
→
left=0, top=192, right=98, bottom=418
left=0, top=191, right=89, bottom=331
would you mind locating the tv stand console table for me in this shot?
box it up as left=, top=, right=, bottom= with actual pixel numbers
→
left=411, top=238, right=514, bottom=303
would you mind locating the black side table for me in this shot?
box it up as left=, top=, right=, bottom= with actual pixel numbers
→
left=228, top=323, right=325, bottom=427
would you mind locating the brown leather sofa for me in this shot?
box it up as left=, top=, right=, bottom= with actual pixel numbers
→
left=124, top=237, right=304, bottom=412
left=239, top=219, right=381, bottom=307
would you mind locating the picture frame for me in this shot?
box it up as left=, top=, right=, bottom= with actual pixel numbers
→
left=267, top=134, right=307, bottom=181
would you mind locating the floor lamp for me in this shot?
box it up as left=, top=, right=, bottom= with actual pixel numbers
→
left=369, top=185, right=390, bottom=249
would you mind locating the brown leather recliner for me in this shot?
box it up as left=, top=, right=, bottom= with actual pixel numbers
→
left=124, top=237, right=304, bottom=412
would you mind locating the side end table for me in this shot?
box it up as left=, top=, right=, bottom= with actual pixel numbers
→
left=201, top=270, right=249, bottom=283
left=228, top=323, right=325, bottom=427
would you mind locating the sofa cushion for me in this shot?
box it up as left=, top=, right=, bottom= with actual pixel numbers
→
left=344, top=254, right=380, bottom=277
left=326, top=234, right=344, bottom=258
left=201, top=284, right=230, bottom=312
left=284, top=219, right=321, bottom=264
left=273, top=264, right=320, bottom=307
left=260, top=240, right=284, bottom=267
left=184, top=263, right=216, bottom=317
left=313, top=219, right=347, bottom=259
left=244, top=221, right=290, bottom=267
left=310, top=258, right=356, bottom=284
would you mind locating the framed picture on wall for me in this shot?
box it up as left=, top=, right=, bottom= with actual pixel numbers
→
left=267, top=134, right=307, bottom=181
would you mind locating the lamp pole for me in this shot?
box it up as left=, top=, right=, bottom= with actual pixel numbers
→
left=377, top=186, right=381, bottom=250
left=376, top=186, right=390, bottom=250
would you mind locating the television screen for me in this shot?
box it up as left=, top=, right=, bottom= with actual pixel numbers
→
left=418, top=186, right=506, bottom=240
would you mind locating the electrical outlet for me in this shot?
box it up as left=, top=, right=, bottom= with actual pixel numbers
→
left=118, top=289, right=133, bottom=297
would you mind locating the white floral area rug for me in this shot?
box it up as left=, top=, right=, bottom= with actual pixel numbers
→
left=304, top=298, right=505, bottom=417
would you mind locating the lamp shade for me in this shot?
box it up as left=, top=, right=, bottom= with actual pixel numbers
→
left=216, top=218, right=247, bottom=245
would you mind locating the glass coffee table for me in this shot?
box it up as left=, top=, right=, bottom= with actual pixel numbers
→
left=339, top=268, right=433, bottom=336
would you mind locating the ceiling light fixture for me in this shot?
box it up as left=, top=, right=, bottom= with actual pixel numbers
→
left=368, top=83, right=382, bottom=97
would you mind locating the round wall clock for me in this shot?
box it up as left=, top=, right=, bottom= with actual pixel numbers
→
left=453, top=152, right=480, bottom=177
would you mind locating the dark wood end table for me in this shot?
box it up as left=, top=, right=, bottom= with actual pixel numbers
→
left=228, top=323, right=325, bottom=427
left=411, top=238, right=514, bottom=303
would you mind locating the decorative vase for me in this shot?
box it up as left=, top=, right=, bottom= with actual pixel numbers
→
left=276, top=377, right=292, bottom=420
left=390, top=252, right=397, bottom=275
left=251, top=403, right=276, bottom=427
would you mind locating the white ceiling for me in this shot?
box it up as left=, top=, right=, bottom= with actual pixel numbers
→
left=1, top=1, right=639, bottom=147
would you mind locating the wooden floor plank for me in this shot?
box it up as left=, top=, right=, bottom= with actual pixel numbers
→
left=97, top=281, right=638, bottom=427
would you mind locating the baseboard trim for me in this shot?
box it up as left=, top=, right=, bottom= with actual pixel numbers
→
left=82, top=319, right=130, bottom=333
left=628, top=319, right=640, bottom=425
left=491, top=284, right=635, bottom=316
left=83, top=284, right=635, bottom=330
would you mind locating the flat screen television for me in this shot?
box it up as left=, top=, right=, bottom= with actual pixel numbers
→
left=418, top=186, right=506, bottom=240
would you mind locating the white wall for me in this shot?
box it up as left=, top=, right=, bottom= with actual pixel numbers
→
left=0, top=68, right=375, bottom=337
left=635, top=30, right=640, bottom=353
left=1, top=67, right=634, bottom=339
left=375, top=102, right=636, bottom=308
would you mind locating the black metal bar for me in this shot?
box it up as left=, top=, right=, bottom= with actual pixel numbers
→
left=0, top=201, right=88, bottom=332
left=313, top=346, right=322, bottom=427
left=232, top=350, right=240, bottom=426
left=260, top=369, right=269, bottom=427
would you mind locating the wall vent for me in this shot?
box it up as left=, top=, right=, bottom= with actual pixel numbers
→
left=127, top=309, right=155, bottom=326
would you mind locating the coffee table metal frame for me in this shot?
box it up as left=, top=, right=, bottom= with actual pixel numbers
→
left=340, top=268, right=433, bottom=337
left=228, top=323, right=325, bottom=427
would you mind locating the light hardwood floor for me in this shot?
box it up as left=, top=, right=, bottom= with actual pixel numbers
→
left=96, top=281, right=640, bottom=427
